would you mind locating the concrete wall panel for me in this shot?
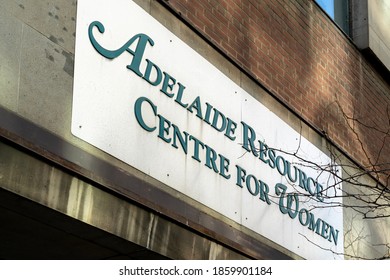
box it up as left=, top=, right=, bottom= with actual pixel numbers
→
left=3, top=0, right=76, bottom=53
left=17, top=24, right=73, bottom=135
left=0, top=8, right=23, bottom=112
left=0, top=140, right=248, bottom=259
left=368, top=0, right=390, bottom=71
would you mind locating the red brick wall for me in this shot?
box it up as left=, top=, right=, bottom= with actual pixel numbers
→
left=162, top=0, right=390, bottom=178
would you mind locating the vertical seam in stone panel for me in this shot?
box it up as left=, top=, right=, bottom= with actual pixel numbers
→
left=146, top=212, right=155, bottom=249
left=16, top=24, right=24, bottom=111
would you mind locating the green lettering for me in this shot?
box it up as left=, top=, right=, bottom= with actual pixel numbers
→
left=143, top=59, right=162, bottom=86
left=134, top=97, right=157, bottom=132
left=88, top=21, right=154, bottom=77
left=189, top=135, right=204, bottom=162
left=219, top=154, right=231, bottom=179
left=308, top=213, right=322, bottom=235
left=211, top=108, right=226, bottom=132
left=241, top=121, right=259, bottom=157
left=187, top=96, right=203, bottom=119
left=224, top=118, right=237, bottom=141
left=157, top=114, right=171, bottom=143
left=259, top=180, right=271, bottom=204
left=205, top=145, right=219, bottom=173
left=246, top=174, right=259, bottom=196
left=276, top=156, right=287, bottom=176
left=329, top=226, right=339, bottom=245
left=172, top=124, right=189, bottom=154
left=235, top=165, right=246, bottom=188
left=204, top=102, right=213, bottom=125
left=321, top=220, right=330, bottom=239
left=174, top=83, right=189, bottom=108
left=160, top=72, right=176, bottom=97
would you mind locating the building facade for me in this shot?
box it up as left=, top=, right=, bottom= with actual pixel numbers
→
left=0, top=0, right=389, bottom=259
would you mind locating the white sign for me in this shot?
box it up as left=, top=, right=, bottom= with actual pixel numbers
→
left=73, top=0, right=343, bottom=259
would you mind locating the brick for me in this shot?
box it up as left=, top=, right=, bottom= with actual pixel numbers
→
left=165, top=0, right=390, bottom=175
